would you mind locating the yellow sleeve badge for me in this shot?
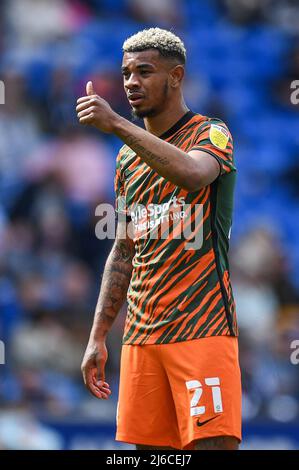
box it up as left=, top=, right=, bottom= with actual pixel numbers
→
left=209, top=124, right=229, bottom=150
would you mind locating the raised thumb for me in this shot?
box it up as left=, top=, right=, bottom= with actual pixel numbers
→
left=86, top=80, right=95, bottom=96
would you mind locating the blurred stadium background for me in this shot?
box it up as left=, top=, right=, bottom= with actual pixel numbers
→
left=0, top=0, right=299, bottom=450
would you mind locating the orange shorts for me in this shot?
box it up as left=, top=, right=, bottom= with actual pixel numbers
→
left=116, top=336, right=242, bottom=449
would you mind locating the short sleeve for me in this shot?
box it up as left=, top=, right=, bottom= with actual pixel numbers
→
left=190, top=119, right=236, bottom=175
left=114, top=151, right=130, bottom=221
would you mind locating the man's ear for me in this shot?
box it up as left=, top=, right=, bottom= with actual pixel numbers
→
left=169, top=64, right=185, bottom=88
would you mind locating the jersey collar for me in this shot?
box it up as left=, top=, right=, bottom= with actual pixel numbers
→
left=159, top=110, right=196, bottom=140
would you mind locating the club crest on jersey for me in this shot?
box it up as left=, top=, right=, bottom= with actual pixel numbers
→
left=209, top=124, right=229, bottom=150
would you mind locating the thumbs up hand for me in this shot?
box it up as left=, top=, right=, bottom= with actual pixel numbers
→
left=76, top=81, right=119, bottom=133
left=86, top=80, right=94, bottom=96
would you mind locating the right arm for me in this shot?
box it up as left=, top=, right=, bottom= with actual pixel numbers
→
left=81, top=220, right=134, bottom=399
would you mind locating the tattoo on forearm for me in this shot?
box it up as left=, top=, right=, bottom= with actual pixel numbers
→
left=94, top=239, right=134, bottom=333
left=125, top=135, right=169, bottom=166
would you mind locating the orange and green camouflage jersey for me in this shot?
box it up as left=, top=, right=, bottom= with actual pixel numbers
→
left=114, top=111, right=237, bottom=345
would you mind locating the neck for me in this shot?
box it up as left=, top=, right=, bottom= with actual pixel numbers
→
left=143, top=96, right=189, bottom=137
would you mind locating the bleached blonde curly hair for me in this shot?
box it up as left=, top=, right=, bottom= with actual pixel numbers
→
left=122, top=27, right=186, bottom=64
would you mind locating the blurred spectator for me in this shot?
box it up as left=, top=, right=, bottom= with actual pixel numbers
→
left=231, top=227, right=299, bottom=422
left=272, top=44, right=299, bottom=111
left=23, top=130, right=115, bottom=206
left=0, top=405, right=63, bottom=449
left=222, top=0, right=299, bottom=32
left=231, top=227, right=298, bottom=343
left=266, top=0, right=299, bottom=34
left=11, top=312, right=83, bottom=375
left=283, top=155, right=299, bottom=199
left=127, top=0, right=184, bottom=27
left=5, top=0, right=91, bottom=46
left=221, top=0, right=269, bottom=25
left=41, top=66, right=78, bottom=134
left=232, top=228, right=280, bottom=344
left=0, top=70, right=41, bottom=206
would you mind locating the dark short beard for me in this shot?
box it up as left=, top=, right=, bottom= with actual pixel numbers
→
left=131, top=81, right=169, bottom=120
left=131, top=107, right=157, bottom=120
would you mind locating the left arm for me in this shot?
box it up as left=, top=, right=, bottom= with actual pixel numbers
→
left=76, top=85, right=220, bottom=192
left=113, top=118, right=220, bottom=192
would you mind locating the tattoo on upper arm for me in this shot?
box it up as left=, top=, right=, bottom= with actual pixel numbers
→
left=106, top=240, right=134, bottom=285
left=125, top=135, right=169, bottom=166
left=111, top=240, right=134, bottom=264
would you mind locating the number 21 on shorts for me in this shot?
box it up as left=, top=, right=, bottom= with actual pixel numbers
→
left=185, top=377, right=223, bottom=416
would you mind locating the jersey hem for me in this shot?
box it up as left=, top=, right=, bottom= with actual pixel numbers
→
left=122, top=329, right=238, bottom=346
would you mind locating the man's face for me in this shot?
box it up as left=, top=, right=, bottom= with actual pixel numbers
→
left=122, top=49, right=173, bottom=119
